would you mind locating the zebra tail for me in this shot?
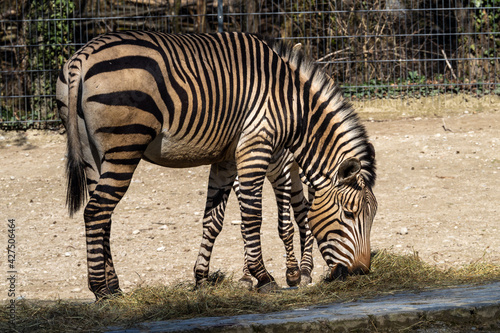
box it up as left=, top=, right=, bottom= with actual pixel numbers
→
left=65, top=64, right=88, bottom=217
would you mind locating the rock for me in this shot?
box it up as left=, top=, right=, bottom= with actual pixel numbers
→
left=398, top=227, right=408, bottom=235
left=132, top=229, right=140, bottom=235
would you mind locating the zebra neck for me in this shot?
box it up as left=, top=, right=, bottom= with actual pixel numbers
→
left=290, top=88, right=373, bottom=191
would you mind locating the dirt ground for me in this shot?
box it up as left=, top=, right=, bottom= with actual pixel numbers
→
left=0, top=106, right=499, bottom=301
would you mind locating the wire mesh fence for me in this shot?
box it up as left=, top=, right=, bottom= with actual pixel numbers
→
left=1, top=0, right=499, bottom=128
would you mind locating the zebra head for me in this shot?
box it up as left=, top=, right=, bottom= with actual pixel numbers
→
left=268, top=36, right=378, bottom=281
left=308, top=157, right=377, bottom=280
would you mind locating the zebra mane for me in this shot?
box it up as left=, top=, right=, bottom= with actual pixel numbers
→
left=265, top=38, right=340, bottom=105
left=265, top=37, right=377, bottom=188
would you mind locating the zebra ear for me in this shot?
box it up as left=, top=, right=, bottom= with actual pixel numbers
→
left=367, top=142, right=375, bottom=160
left=292, top=43, right=303, bottom=51
left=337, top=157, right=361, bottom=185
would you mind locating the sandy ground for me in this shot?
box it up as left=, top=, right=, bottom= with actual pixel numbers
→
left=0, top=110, right=499, bottom=301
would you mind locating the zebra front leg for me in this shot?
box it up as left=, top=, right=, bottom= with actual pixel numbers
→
left=238, top=218, right=254, bottom=290
left=236, top=141, right=279, bottom=293
left=194, top=161, right=236, bottom=287
left=290, top=163, right=314, bottom=286
left=276, top=192, right=301, bottom=287
left=266, top=155, right=301, bottom=287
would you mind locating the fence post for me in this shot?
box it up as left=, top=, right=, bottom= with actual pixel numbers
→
left=172, top=0, right=182, bottom=33
left=196, top=0, right=206, bottom=33
left=217, top=0, right=223, bottom=32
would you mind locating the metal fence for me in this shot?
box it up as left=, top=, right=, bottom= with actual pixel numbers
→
left=1, top=0, right=499, bottom=128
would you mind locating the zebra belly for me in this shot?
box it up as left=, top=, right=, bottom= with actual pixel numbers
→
left=143, top=130, right=236, bottom=168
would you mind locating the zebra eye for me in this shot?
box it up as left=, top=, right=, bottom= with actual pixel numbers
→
left=344, top=210, right=355, bottom=220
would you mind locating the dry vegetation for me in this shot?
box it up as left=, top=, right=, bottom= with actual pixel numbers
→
left=4, top=250, right=500, bottom=332
left=2, top=1, right=499, bottom=125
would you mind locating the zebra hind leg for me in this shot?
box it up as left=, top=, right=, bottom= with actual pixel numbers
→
left=231, top=177, right=255, bottom=290
left=194, top=161, right=237, bottom=288
left=84, top=157, right=141, bottom=299
left=84, top=161, right=123, bottom=297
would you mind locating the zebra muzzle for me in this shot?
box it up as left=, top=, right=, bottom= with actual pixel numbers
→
left=327, top=263, right=349, bottom=281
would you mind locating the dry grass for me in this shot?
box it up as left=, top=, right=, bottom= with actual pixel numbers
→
left=4, top=250, right=500, bottom=332
left=353, top=94, right=500, bottom=121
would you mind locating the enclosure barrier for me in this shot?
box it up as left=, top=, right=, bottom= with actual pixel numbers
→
left=1, top=0, right=499, bottom=128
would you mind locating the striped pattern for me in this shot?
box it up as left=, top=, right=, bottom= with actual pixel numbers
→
left=57, top=31, right=376, bottom=298
left=194, top=149, right=314, bottom=289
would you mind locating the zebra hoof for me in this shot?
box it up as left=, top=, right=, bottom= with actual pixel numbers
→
left=94, top=288, right=123, bottom=302
left=194, top=279, right=209, bottom=290
left=238, top=274, right=254, bottom=291
left=286, top=268, right=301, bottom=287
left=299, top=273, right=312, bottom=286
left=256, top=281, right=280, bottom=293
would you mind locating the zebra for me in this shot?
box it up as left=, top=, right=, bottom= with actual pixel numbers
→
left=56, top=31, right=377, bottom=299
left=194, top=149, right=315, bottom=289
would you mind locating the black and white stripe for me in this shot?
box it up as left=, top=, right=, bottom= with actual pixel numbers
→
left=194, top=149, right=314, bottom=289
left=57, top=31, right=376, bottom=298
